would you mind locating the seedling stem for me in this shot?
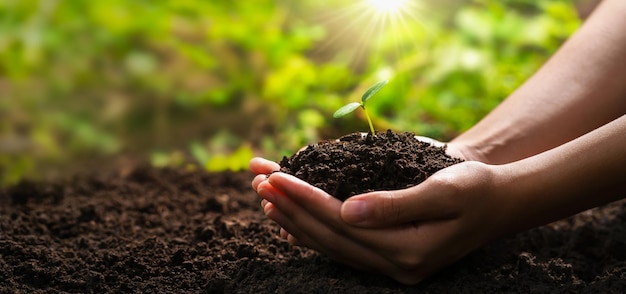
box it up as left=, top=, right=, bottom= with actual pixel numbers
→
left=363, top=106, right=375, bottom=136
left=333, top=80, right=388, bottom=136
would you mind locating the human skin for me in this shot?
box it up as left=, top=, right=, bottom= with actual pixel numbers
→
left=250, top=0, right=626, bottom=285
left=251, top=114, right=625, bottom=284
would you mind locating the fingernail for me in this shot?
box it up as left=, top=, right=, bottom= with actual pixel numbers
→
left=341, top=199, right=370, bottom=224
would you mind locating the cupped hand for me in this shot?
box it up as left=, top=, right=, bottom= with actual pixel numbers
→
left=249, top=157, right=513, bottom=284
left=414, top=135, right=482, bottom=162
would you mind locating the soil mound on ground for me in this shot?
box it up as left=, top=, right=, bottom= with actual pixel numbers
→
left=1, top=167, right=625, bottom=292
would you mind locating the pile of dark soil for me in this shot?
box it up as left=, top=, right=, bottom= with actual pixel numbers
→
left=1, top=166, right=625, bottom=292
left=279, top=130, right=463, bottom=200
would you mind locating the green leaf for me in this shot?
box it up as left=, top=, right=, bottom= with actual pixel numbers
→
left=333, top=102, right=361, bottom=118
left=189, top=141, right=210, bottom=165
left=361, top=80, right=388, bottom=103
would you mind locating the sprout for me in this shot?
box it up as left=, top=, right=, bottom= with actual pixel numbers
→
left=333, top=80, right=388, bottom=136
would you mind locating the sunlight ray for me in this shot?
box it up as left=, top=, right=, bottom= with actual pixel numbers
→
left=309, top=0, right=429, bottom=74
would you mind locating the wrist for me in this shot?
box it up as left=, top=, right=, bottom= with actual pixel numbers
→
left=479, top=164, right=530, bottom=239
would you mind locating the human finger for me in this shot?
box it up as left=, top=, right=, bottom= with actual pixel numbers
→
left=258, top=180, right=401, bottom=274
left=278, top=227, right=302, bottom=247
left=280, top=227, right=289, bottom=239
left=264, top=172, right=437, bottom=264
left=249, top=157, right=280, bottom=174
left=258, top=187, right=327, bottom=253
left=266, top=172, right=344, bottom=225
left=264, top=178, right=454, bottom=285
left=252, top=174, right=269, bottom=192
left=338, top=162, right=492, bottom=228
left=340, top=183, right=458, bottom=228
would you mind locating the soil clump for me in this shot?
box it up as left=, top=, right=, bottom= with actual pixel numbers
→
left=279, top=130, right=463, bottom=200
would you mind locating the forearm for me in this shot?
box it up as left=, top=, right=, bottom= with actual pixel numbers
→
left=451, top=0, right=626, bottom=164
left=498, top=114, right=626, bottom=234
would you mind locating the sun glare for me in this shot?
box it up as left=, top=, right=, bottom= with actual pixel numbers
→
left=366, top=0, right=408, bottom=14
left=311, top=0, right=426, bottom=75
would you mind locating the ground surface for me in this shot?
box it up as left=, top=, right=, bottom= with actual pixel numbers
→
left=1, top=166, right=625, bottom=293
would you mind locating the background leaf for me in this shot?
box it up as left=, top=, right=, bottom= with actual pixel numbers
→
left=0, top=0, right=583, bottom=184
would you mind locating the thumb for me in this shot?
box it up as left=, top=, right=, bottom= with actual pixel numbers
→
left=340, top=183, right=456, bottom=228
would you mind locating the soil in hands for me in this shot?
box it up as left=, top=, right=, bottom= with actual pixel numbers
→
left=279, top=130, right=463, bottom=200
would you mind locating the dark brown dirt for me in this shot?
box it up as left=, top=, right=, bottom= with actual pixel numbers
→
left=279, top=130, right=463, bottom=200
left=1, top=167, right=626, bottom=292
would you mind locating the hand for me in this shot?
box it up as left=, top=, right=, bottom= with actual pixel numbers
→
left=250, top=157, right=512, bottom=284
left=414, top=135, right=485, bottom=162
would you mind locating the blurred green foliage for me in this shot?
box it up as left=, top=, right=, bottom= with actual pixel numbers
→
left=0, top=0, right=581, bottom=185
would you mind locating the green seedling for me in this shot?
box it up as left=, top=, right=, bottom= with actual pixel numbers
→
left=333, top=80, right=388, bottom=136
